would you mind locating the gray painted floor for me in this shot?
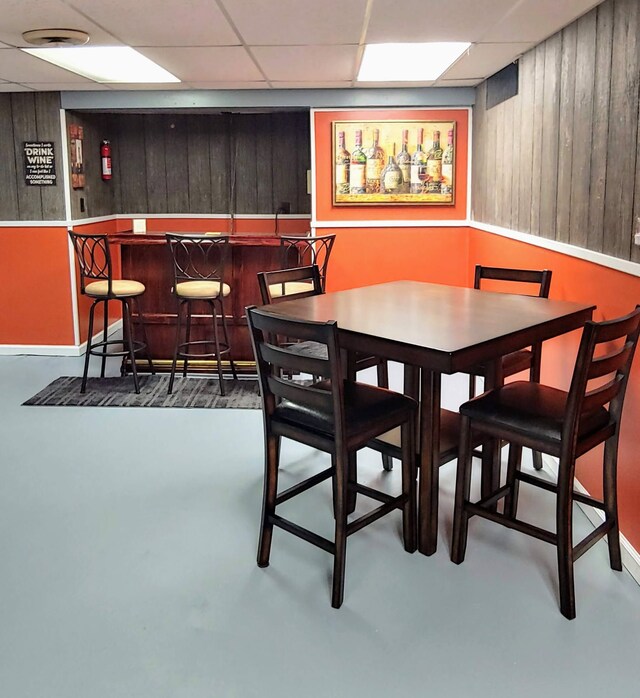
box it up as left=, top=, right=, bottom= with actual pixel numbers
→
left=1, top=354, right=639, bottom=697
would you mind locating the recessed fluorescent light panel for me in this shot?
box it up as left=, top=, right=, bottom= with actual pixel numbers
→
left=357, top=42, right=470, bottom=82
left=21, top=46, right=180, bottom=83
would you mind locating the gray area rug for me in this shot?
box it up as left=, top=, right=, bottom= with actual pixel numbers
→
left=23, top=375, right=262, bottom=409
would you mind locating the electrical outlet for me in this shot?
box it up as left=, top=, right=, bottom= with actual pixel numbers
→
left=635, top=218, right=640, bottom=246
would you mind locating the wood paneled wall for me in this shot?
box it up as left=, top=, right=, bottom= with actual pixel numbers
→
left=68, top=110, right=311, bottom=220
left=472, top=0, right=640, bottom=265
left=0, top=92, right=64, bottom=221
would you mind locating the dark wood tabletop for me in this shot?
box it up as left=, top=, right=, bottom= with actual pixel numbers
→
left=259, top=280, right=596, bottom=555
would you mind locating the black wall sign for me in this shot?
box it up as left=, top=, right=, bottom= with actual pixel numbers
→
left=24, top=141, right=57, bottom=186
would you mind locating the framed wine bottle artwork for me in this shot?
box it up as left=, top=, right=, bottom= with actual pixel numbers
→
left=332, top=120, right=456, bottom=205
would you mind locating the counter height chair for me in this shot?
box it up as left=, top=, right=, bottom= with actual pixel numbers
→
left=451, top=306, right=640, bottom=619
left=269, top=234, right=336, bottom=298
left=166, top=234, right=238, bottom=395
left=469, top=265, right=553, bottom=471
left=247, top=305, right=418, bottom=609
left=258, top=265, right=393, bottom=471
left=69, top=230, right=154, bottom=394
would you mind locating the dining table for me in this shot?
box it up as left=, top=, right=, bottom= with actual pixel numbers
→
left=257, top=280, right=595, bottom=556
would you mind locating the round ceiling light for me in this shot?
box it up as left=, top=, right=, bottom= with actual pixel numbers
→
left=22, top=29, right=90, bottom=46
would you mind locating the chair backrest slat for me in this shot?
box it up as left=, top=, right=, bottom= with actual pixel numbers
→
left=582, top=376, right=624, bottom=414
left=258, top=265, right=323, bottom=305
left=588, top=343, right=634, bottom=380
left=474, top=265, right=552, bottom=298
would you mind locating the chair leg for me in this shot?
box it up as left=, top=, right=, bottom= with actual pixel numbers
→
left=468, top=374, right=477, bottom=400
left=503, top=443, right=523, bottom=520
left=133, top=296, right=155, bottom=375
left=210, top=300, right=226, bottom=396
left=122, top=299, right=140, bottom=394
left=346, top=452, right=357, bottom=514
left=556, top=456, right=577, bottom=620
left=401, top=415, right=417, bottom=553
left=374, top=360, right=394, bottom=471
left=603, top=436, right=623, bottom=571
left=183, top=302, right=193, bottom=378
left=218, top=297, right=238, bottom=381
left=168, top=300, right=183, bottom=395
left=81, top=300, right=98, bottom=393
left=257, top=432, right=281, bottom=568
left=532, top=450, right=543, bottom=471
left=451, top=415, right=474, bottom=564
left=331, top=450, right=349, bottom=609
left=101, top=299, right=109, bottom=378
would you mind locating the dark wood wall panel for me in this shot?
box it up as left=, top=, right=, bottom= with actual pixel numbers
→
left=0, top=95, right=19, bottom=220
left=3, top=93, right=65, bottom=221
left=472, top=0, right=640, bottom=265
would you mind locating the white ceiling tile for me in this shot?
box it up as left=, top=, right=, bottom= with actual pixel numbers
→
left=441, top=42, right=533, bottom=80
left=482, top=0, right=602, bottom=43
left=366, top=0, right=516, bottom=43
left=0, top=0, right=119, bottom=46
left=0, top=48, right=94, bottom=83
left=73, top=0, right=240, bottom=47
left=354, top=80, right=436, bottom=88
left=106, top=82, right=199, bottom=91
left=223, top=0, right=368, bottom=45
left=251, top=45, right=359, bottom=82
left=138, top=47, right=264, bottom=82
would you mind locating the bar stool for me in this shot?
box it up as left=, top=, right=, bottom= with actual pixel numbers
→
left=268, top=234, right=336, bottom=298
left=68, top=230, right=154, bottom=394
left=166, top=234, right=238, bottom=395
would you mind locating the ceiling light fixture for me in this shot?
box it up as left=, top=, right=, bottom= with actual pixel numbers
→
left=357, top=42, right=471, bottom=82
left=20, top=46, right=180, bottom=84
left=22, top=28, right=90, bottom=46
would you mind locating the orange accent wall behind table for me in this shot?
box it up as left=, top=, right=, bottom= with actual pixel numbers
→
left=313, top=108, right=469, bottom=222
left=318, top=226, right=470, bottom=291
left=0, top=227, right=75, bottom=345
left=469, top=228, right=640, bottom=551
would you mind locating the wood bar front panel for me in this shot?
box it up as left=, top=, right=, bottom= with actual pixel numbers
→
left=116, top=234, right=282, bottom=370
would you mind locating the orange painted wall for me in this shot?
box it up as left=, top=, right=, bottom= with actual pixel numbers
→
left=319, top=226, right=470, bottom=291
left=468, top=228, right=640, bottom=551
left=0, top=227, right=75, bottom=346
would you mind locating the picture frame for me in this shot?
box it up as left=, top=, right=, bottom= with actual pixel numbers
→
left=332, top=119, right=456, bottom=206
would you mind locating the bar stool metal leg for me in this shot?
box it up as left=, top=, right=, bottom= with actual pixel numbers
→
left=81, top=301, right=98, bottom=393
left=210, top=300, right=227, bottom=396
left=122, top=298, right=141, bottom=394
left=168, top=300, right=184, bottom=395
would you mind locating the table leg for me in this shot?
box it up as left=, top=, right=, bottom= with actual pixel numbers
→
left=481, top=358, right=504, bottom=504
left=418, top=368, right=441, bottom=556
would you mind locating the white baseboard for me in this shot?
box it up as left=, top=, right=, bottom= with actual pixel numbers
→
left=0, top=320, right=123, bottom=358
left=542, top=454, right=640, bottom=587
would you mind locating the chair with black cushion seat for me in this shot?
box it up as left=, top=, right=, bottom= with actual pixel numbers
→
left=166, top=234, right=238, bottom=395
left=258, top=265, right=393, bottom=472
left=451, top=306, right=640, bottom=619
left=247, top=305, right=418, bottom=609
left=469, top=265, right=553, bottom=471
left=69, top=230, right=155, bottom=394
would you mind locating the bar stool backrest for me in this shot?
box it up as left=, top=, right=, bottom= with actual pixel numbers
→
left=165, top=234, right=230, bottom=285
left=68, top=230, right=113, bottom=295
left=279, top=234, right=336, bottom=292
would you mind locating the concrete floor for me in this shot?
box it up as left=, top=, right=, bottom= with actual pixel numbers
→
left=1, top=354, right=639, bottom=697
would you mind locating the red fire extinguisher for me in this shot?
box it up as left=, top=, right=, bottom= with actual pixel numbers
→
left=100, top=140, right=112, bottom=180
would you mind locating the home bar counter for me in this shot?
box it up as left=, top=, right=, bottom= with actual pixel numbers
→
left=110, top=232, right=283, bottom=372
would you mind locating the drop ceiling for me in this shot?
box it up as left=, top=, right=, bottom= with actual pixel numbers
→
left=0, top=0, right=602, bottom=93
